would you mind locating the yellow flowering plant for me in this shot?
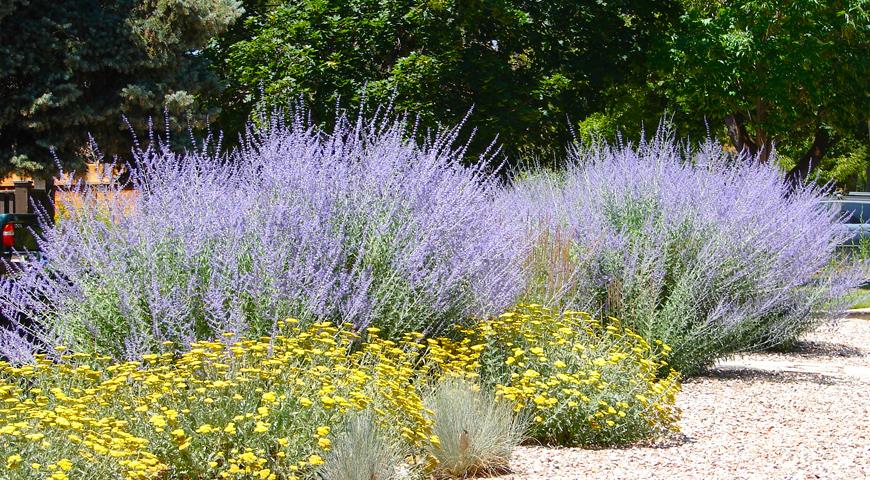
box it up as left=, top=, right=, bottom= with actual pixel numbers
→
left=464, top=304, right=681, bottom=446
left=0, top=320, right=441, bottom=480
left=0, top=307, right=681, bottom=479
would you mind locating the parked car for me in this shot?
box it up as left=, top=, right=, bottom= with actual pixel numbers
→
left=0, top=213, right=42, bottom=276
left=821, top=192, right=870, bottom=247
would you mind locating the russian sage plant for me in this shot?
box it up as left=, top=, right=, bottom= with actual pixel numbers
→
left=501, top=129, right=864, bottom=374
left=0, top=111, right=524, bottom=361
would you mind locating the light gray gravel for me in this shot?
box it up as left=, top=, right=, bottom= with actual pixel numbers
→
left=496, top=319, right=870, bottom=480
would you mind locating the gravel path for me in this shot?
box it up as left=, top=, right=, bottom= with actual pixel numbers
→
left=497, top=318, right=870, bottom=480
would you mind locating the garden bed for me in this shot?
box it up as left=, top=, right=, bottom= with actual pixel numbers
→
left=1, top=112, right=865, bottom=480
left=496, top=318, right=870, bottom=479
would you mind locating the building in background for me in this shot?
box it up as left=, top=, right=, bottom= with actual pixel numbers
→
left=0, top=164, right=130, bottom=218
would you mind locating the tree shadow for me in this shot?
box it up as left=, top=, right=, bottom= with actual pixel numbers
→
left=520, top=431, right=694, bottom=451
left=785, top=340, right=866, bottom=359
left=698, top=367, right=850, bottom=386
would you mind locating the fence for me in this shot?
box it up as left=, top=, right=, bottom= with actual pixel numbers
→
left=0, top=180, right=55, bottom=218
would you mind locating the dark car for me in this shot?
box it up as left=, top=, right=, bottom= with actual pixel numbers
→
left=0, top=213, right=43, bottom=276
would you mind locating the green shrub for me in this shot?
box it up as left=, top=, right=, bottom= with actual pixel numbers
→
left=0, top=308, right=682, bottom=480
left=470, top=305, right=682, bottom=446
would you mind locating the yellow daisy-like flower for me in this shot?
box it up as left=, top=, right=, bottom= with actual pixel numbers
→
left=6, top=454, right=23, bottom=469
left=253, top=421, right=270, bottom=433
left=262, top=391, right=277, bottom=403
left=195, top=424, right=214, bottom=434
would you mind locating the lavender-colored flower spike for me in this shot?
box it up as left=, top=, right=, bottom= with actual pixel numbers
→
left=502, top=126, right=865, bottom=374
left=0, top=108, right=525, bottom=361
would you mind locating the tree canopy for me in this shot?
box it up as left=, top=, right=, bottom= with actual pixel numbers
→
left=0, top=0, right=243, bottom=177
left=0, top=0, right=867, bottom=187
left=209, top=0, right=679, bottom=164
left=657, top=0, right=869, bottom=183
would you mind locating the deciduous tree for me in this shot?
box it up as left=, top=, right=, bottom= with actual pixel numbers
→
left=659, top=0, right=869, bottom=184
left=209, top=0, right=678, bottom=164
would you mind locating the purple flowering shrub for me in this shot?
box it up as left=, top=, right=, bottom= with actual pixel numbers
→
left=0, top=113, right=858, bottom=372
left=0, top=112, right=524, bottom=361
left=502, top=130, right=863, bottom=374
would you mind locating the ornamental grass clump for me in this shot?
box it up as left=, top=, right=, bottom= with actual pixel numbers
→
left=501, top=129, right=864, bottom=374
left=423, top=378, right=525, bottom=478
left=318, top=412, right=411, bottom=480
left=0, top=110, right=523, bottom=361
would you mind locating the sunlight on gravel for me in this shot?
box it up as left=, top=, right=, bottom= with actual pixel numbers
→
left=496, top=318, right=870, bottom=480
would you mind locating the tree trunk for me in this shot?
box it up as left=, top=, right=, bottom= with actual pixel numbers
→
left=786, top=128, right=832, bottom=188
left=753, top=99, right=773, bottom=163
left=725, top=114, right=757, bottom=157
left=755, top=128, right=773, bottom=163
left=725, top=113, right=773, bottom=162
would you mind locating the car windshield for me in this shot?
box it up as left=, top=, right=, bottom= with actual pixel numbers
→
left=836, top=202, right=870, bottom=224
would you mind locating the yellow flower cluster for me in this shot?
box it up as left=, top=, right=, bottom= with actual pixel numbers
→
left=0, top=320, right=451, bottom=479
left=0, top=307, right=681, bottom=478
left=460, top=304, right=681, bottom=446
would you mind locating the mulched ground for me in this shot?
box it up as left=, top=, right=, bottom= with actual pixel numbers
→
left=494, top=318, right=870, bottom=480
